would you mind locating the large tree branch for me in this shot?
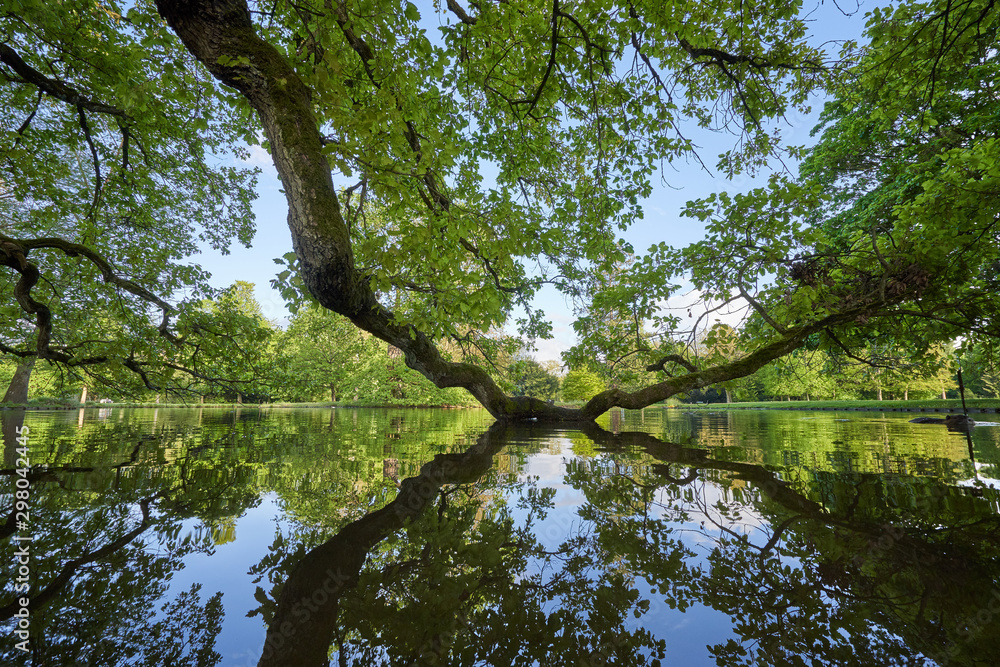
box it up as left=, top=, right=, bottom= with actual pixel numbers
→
left=1, top=234, right=278, bottom=398
left=521, top=0, right=560, bottom=117
left=156, top=0, right=559, bottom=419
left=646, top=353, right=698, bottom=374
left=575, top=307, right=868, bottom=420
left=445, top=0, right=478, bottom=25
left=1, top=235, right=177, bottom=357
left=76, top=104, right=103, bottom=216
left=1, top=237, right=56, bottom=358
left=0, top=43, right=129, bottom=119
left=676, top=38, right=824, bottom=74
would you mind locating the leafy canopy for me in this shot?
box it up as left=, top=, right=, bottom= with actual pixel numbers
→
left=1, top=0, right=258, bottom=396
left=5, top=0, right=1000, bottom=417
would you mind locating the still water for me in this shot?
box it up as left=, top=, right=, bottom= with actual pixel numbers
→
left=2, top=407, right=999, bottom=666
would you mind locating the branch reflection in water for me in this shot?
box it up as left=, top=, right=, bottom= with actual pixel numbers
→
left=254, top=421, right=1000, bottom=667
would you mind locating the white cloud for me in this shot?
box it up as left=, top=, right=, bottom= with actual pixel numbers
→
left=531, top=334, right=572, bottom=367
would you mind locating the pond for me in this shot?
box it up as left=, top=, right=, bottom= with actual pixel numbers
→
left=2, top=406, right=1000, bottom=666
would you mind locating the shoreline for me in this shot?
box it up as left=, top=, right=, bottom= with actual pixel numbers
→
left=6, top=400, right=1000, bottom=415
left=678, top=403, right=1000, bottom=415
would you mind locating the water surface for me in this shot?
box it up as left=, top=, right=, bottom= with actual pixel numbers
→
left=2, top=407, right=998, bottom=665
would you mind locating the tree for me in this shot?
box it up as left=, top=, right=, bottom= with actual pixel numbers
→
left=0, top=0, right=258, bottom=398
left=1, top=358, right=34, bottom=404
left=276, top=305, right=370, bottom=402
left=561, top=370, right=606, bottom=403
left=667, top=0, right=1000, bottom=408
left=820, top=340, right=957, bottom=400
left=754, top=350, right=837, bottom=401
left=8, top=0, right=1000, bottom=420
left=700, top=323, right=761, bottom=403
left=563, top=257, right=671, bottom=392
left=958, top=342, right=1000, bottom=398
left=508, top=358, right=560, bottom=401
left=879, top=344, right=957, bottom=400
left=186, top=281, right=278, bottom=401
left=273, top=304, right=483, bottom=405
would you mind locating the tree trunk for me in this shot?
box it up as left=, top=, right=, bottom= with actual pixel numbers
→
left=724, top=388, right=732, bottom=403
left=330, top=383, right=336, bottom=403
left=391, top=382, right=405, bottom=399
left=877, top=387, right=883, bottom=401
left=904, top=388, right=908, bottom=400
left=387, top=345, right=404, bottom=398
left=79, top=385, right=88, bottom=404
left=2, top=359, right=35, bottom=404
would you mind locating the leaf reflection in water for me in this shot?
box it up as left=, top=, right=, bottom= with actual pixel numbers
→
left=253, top=421, right=1000, bottom=667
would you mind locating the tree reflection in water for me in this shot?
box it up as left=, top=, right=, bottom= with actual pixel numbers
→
left=0, top=411, right=229, bottom=665
left=3, top=411, right=999, bottom=666
left=254, top=423, right=1000, bottom=667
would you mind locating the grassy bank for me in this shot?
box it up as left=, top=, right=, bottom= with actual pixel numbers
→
left=678, top=398, right=1000, bottom=412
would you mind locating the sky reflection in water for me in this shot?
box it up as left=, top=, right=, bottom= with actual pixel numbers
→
left=2, top=407, right=999, bottom=666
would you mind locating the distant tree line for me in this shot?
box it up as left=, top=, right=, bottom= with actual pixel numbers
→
left=0, top=282, right=608, bottom=406
left=6, top=283, right=995, bottom=407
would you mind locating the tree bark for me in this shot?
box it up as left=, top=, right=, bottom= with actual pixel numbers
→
left=79, top=385, right=88, bottom=405
left=329, top=383, right=336, bottom=403
left=2, top=358, right=34, bottom=404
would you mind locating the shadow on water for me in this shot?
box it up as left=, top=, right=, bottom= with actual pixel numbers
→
left=3, top=409, right=1000, bottom=665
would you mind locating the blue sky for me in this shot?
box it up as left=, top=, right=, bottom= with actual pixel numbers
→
left=196, top=0, right=875, bottom=364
